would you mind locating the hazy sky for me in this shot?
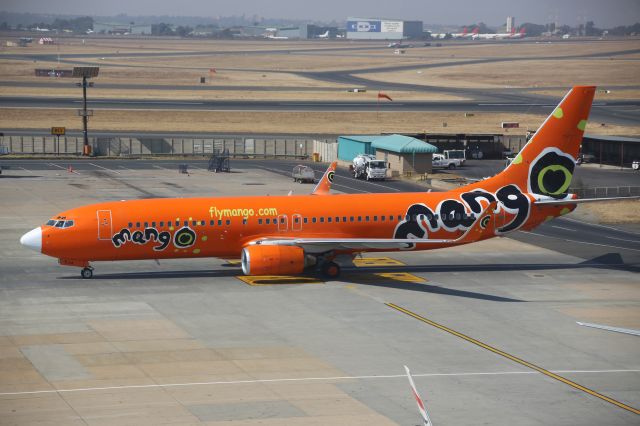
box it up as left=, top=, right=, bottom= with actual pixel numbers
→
left=3, top=0, right=640, bottom=27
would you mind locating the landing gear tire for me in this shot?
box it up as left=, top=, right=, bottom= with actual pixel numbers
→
left=81, top=267, right=93, bottom=279
left=321, top=261, right=341, bottom=279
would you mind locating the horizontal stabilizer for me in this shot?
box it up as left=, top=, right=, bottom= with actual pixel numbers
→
left=533, top=196, right=640, bottom=205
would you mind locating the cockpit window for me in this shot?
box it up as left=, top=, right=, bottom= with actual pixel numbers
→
left=55, top=220, right=65, bottom=228
left=63, top=220, right=74, bottom=228
left=46, top=219, right=56, bottom=226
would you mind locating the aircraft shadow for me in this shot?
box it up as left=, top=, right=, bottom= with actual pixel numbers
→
left=0, top=175, right=42, bottom=179
left=60, top=269, right=240, bottom=280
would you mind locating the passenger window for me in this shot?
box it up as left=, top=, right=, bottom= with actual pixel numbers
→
left=144, top=222, right=148, bottom=228
left=258, top=219, right=263, bottom=225
left=398, top=215, right=403, bottom=221
left=373, top=216, right=378, bottom=221
left=335, top=217, right=339, bottom=223
left=320, top=217, right=325, bottom=223
left=192, top=220, right=197, bottom=226
left=218, top=220, right=223, bottom=225
left=184, top=221, right=188, bottom=226
left=358, top=216, right=362, bottom=222
left=327, top=217, right=332, bottom=223
left=128, top=222, right=133, bottom=228
left=381, top=216, right=385, bottom=221
left=226, top=220, right=230, bottom=225
left=136, top=222, right=141, bottom=228
left=175, top=220, right=180, bottom=227
left=160, top=221, right=164, bottom=227
left=209, top=220, right=214, bottom=226
left=343, top=216, right=347, bottom=222
left=304, top=217, right=308, bottom=224
left=280, top=217, right=285, bottom=224
left=365, top=216, right=370, bottom=222
left=312, top=217, right=317, bottom=223
left=266, top=218, right=270, bottom=224
left=427, top=214, right=432, bottom=221
left=350, top=216, right=354, bottom=222
left=390, top=215, right=395, bottom=221
left=242, top=218, right=247, bottom=225
left=434, top=214, right=439, bottom=220
left=294, top=217, right=300, bottom=223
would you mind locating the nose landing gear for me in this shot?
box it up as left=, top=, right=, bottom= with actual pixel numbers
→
left=81, top=267, right=94, bottom=279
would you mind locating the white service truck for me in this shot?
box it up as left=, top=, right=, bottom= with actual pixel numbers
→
left=352, top=154, right=387, bottom=181
left=432, top=150, right=465, bottom=170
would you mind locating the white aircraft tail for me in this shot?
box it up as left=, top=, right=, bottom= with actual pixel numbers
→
left=405, top=365, right=433, bottom=426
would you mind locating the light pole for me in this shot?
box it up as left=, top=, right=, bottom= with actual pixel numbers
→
left=72, top=67, right=99, bottom=156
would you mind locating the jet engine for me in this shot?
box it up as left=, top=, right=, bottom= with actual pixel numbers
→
left=241, top=245, right=308, bottom=275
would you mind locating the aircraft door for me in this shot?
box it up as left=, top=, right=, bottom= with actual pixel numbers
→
left=277, top=214, right=288, bottom=232
left=291, top=214, right=302, bottom=231
left=97, top=210, right=113, bottom=240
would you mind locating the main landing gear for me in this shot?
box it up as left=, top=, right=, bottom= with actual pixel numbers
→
left=81, top=267, right=93, bottom=279
left=321, top=261, right=341, bottom=279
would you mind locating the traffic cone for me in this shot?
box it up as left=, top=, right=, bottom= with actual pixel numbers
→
left=68, top=165, right=73, bottom=173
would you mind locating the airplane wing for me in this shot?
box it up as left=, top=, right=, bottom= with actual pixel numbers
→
left=247, top=201, right=497, bottom=254
left=405, top=365, right=433, bottom=426
left=311, top=161, right=337, bottom=195
left=533, top=196, right=639, bottom=205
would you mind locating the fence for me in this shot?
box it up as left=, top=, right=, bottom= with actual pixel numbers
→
left=569, top=186, right=640, bottom=199
left=0, top=136, right=337, bottom=158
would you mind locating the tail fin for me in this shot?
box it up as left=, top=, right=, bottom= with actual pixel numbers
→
left=464, top=86, right=596, bottom=200
left=462, top=26, right=467, bottom=35
left=472, top=27, right=479, bottom=34
left=404, top=366, right=433, bottom=426
left=312, top=161, right=337, bottom=195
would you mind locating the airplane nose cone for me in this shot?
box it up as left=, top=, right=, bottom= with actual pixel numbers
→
left=20, top=227, right=42, bottom=252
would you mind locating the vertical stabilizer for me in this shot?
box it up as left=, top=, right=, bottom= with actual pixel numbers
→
left=464, top=86, right=595, bottom=200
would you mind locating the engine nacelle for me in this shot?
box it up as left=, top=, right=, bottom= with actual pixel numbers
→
left=241, top=245, right=306, bottom=275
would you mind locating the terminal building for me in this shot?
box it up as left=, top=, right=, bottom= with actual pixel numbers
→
left=346, top=18, right=423, bottom=40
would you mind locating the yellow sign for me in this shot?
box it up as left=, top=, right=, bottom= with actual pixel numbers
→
left=51, top=127, right=66, bottom=136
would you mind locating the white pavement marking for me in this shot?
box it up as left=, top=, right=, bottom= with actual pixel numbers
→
left=527, top=231, right=640, bottom=253
left=562, top=217, right=640, bottom=236
left=0, top=369, right=637, bottom=397
left=550, top=225, right=577, bottom=232
left=605, top=235, right=640, bottom=244
left=47, top=162, right=80, bottom=175
left=18, top=167, right=35, bottom=174
left=89, top=163, right=120, bottom=174
left=152, top=165, right=169, bottom=171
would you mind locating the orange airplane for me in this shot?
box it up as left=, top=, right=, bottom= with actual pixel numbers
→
left=19, top=86, right=622, bottom=279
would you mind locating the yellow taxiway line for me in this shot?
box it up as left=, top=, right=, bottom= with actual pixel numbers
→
left=386, top=303, right=640, bottom=415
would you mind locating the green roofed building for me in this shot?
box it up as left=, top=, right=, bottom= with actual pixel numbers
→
left=338, top=134, right=437, bottom=175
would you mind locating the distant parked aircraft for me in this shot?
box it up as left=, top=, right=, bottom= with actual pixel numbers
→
left=318, top=30, right=330, bottom=39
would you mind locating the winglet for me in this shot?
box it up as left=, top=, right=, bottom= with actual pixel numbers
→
left=404, top=366, right=433, bottom=426
left=312, top=161, right=337, bottom=195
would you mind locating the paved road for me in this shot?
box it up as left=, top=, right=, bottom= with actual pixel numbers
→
left=3, top=158, right=638, bottom=269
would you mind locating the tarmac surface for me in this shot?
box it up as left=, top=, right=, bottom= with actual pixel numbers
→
left=0, top=159, right=639, bottom=425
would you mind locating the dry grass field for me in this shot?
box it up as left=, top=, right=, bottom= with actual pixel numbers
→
left=358, top=58, right=640, bottom=89
left=1, top=108, right=638, bottom=136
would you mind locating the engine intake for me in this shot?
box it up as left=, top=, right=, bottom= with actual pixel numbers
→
left=241, top=245, right=307, bottom=275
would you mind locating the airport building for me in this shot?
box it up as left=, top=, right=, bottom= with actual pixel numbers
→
left=346, top=18, right=423, bottom=40
left=93, top=22, right=152, bottom=35
left=337, top=134, right=437, bottom=174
